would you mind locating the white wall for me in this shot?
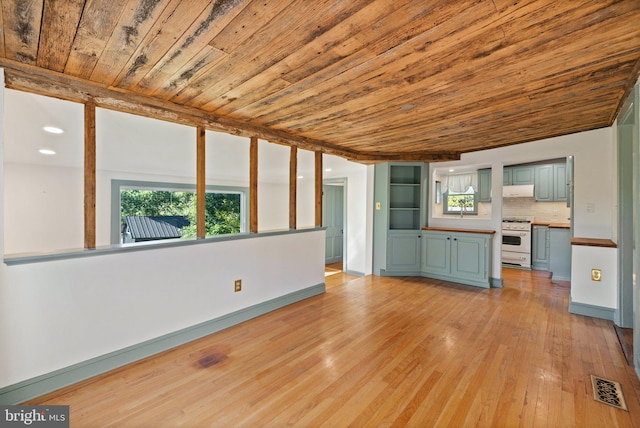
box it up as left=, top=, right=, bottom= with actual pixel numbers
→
left=571, top=246, right=617, bottom=308
left=0, top=78, right=327, bottom=390
left=0, top=231, right=325, bottom=388
left=324, top=156, right=372, bottom=276
left=429, top=127, right=617, bottom=309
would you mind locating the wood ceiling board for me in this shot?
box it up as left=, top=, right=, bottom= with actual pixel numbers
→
left=242, top=1, right=499, bottom=125
left=89, top=0, right=176, bottom=83
left=263, top=2, right=637, bottom=136
left=63, top=0, right=130, bottom=79
left=183, top=0, right=374, bottom=110
left=2, top=0, right=43, bottom=64
left=111, top=1, right=212, bottom=89
left=0, top=0, right=639, bottom=161
left=36, top=0, right=84, bottom=72
left=133, top=0, right=251, bottom=95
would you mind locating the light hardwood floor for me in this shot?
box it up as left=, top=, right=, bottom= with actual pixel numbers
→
left=28, top=268, right=640, bottom=427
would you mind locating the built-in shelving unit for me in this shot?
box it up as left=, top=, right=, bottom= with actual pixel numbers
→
left=389, top=165, right=422, bottom=230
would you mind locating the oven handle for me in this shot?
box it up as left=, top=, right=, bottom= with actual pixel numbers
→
left=502, top=231, right=529, bottom=237
left=502, top=254, right=528, bottom=261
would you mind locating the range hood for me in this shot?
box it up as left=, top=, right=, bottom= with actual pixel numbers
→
left=503, top=184, right=534, bottom=198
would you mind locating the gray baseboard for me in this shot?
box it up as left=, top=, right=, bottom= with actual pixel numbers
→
left=568, top=299, right=615, bottom=321
left=345, top=269, right=365, bottom=277
left=0, top=283, right=325, bottom=405
left=490, top=277, right=503, bottom=288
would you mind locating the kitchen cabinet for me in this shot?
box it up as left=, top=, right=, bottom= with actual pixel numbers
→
left=389, top=164, right=423, bottom=230
left=553, top=163, right=567, bottom=202
left=373, top=162, right=427, bottom=276
left=549, top=227, right=571, bottom=281
left=478, top=168, right=491, bottom=202
left=531, top=225, right=550, bottom=270
left=504, top=166, right=534, bottom=185
left=387, top=230, right=422, bottom=273
left=421, top=230, right=493, bottom=288
left=503, top=168, right=512, bottom=185
left=534, top=162, right=568, bottom=202
left=534, top=165, right=554, bottom=201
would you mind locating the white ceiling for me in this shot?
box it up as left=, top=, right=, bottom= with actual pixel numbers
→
left=3, top=89, right=364, bottom=183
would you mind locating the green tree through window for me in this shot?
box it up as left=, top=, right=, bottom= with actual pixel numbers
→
left=120, top=189, right=242, bottom=240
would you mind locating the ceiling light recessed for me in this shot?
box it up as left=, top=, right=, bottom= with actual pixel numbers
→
left=325, top=168, right=332, bottom=172
left=297, top=175, right=304, bottom=179
left=43, top=126, right=64, bottom=134
left=449, top=169, right=455, bottom=172
left=39, top=149, right=56, bottom=155
left=401, top=104, right=415, bottom=111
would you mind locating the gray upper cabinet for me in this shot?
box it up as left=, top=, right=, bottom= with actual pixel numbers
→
left=503, top=168, right=512, bottom=185
left=534, top=165, right=554, bottom=201
left=511, top=166, right=534, bottom=185
left=503, top=166, right=533, bottom=185
left=478, top=168, right=491, bottom=202
left=534, top=162, right=567, bottom=202
left=553, top=163, right=567, bottom=202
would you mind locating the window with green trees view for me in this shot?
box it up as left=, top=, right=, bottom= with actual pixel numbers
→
left=443, top=190, right=478, bottom=215
left=113, top=180, right=247, bottom=244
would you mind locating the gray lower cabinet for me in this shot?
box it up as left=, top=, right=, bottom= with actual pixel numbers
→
left=549, top=228, right=571, bottom=281
left=421, top=230, right=492, bottom=288
left=386, top=230, right=422, bottom=274
left=531, top=225, right=550, bottom=270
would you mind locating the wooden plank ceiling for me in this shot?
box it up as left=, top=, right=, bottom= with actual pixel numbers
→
left=0, top=0, right=639, bottom=162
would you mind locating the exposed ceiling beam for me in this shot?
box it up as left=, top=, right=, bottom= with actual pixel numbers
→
left=0, top=59, right=460, bottom=163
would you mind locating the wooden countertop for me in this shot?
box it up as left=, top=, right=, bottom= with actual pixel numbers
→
left=532, top=222, right=571, bottom=228
left=422, top=227, right=496, bottom=235
left=571, top=237, right=617, bottom=248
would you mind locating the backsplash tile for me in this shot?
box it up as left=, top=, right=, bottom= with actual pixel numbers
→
left=502, top=197, right=570, bottom=222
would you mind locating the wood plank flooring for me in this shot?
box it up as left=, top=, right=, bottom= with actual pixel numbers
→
left=27, top=268, right=640, bottom=427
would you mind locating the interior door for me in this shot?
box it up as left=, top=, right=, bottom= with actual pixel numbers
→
left=323, top=185, right=344, bottom=264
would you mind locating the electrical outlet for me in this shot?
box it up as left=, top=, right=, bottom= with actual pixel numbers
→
left=234, top=279, right=242, bottom=292
left=591, top=269, right=602, bottom=281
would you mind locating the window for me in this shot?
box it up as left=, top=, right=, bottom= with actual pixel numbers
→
left=443, top=188, right=478, bottom=215
left=439, top=171, right=479, bottom=215
left=111, top=180, right=247, bottom=245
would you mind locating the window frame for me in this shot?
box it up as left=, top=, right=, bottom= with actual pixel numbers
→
left=110, top=179, right=249, bottom=245
left=442, top=189, right=479, bottom=215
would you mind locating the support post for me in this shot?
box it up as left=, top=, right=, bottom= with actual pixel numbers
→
left=290, top=146, right=298, bottom=230
left=315, top=151, right=323, bottom=227
left=250, top=137, right=258, bottom=233
left=84, top=102, right=96, bottom=249
left=196, top=126, right=206, bottom=239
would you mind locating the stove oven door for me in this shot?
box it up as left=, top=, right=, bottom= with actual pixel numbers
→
left=501, top=230, right=531, bottom=253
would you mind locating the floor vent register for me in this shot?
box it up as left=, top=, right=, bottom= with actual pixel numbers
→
left=591, top=375, right=628, bottom=411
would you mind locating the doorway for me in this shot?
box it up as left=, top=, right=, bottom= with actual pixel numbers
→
left=323, top=180, right=346, bottom=268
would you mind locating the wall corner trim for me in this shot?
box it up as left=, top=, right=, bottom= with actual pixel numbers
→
left=568, top=298, right=615, bottom=321
left=0, top=283, right=325, bottom=405
left=490, top=277, right=503, bottom=288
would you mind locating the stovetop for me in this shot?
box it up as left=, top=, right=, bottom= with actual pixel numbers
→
left=502, top=216, right=534, bottom=223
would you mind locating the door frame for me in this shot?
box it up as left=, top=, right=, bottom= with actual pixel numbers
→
left=323, top=177, right=347, bottom=271
left=617, top=96, right=635, bottom=328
